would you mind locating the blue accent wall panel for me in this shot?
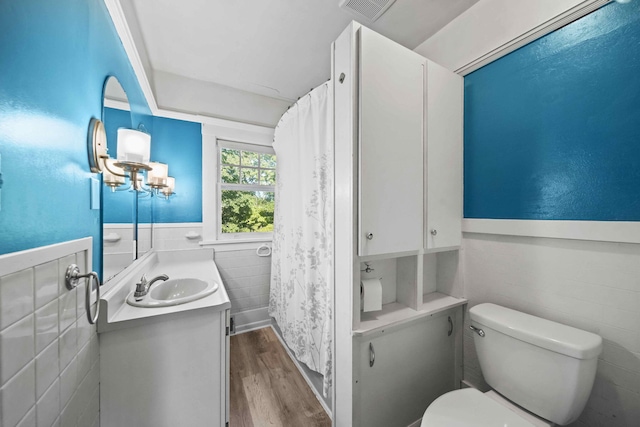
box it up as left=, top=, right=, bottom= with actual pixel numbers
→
left=0, top=0, right=150, bottom=274
left=464, top=3, right=640, bottom=221
left=147, top=116, right=203, bottom=224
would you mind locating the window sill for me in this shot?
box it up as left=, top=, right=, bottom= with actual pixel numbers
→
left=200, top=238, right=272, bottom=252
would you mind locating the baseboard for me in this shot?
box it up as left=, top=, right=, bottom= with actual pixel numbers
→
left=233, top=318, right=271, bottom=335
left=231, top=307, right=270, bottom=334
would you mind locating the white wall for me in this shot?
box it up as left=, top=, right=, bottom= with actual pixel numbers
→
left=214, top=248, right=272, bottom=331
left=153, top=70, right=291, bottom=127
left=462, top=233, right=640, bottom=426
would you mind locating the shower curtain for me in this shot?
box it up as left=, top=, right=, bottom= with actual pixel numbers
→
left=269, top=82, right=333, bottom=396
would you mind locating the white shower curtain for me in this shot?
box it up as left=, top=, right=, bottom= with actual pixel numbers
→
left=269, top=82, right=333, bottom=396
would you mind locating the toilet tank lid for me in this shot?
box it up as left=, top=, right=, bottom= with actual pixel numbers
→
left=470, top=304, right=602, bottom=360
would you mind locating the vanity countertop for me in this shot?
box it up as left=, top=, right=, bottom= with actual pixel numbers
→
left=97, top=248, right=231, bottom=333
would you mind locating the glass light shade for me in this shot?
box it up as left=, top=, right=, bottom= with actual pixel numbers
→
left=166, top=176, right=175, bottom=191
left=103, top=158, right=125, bottom=185
left=116, top=129, right=150, bottom=164
left=162, top=176, right=175, bottom=196
left=148, top=162, right=168, bottom=186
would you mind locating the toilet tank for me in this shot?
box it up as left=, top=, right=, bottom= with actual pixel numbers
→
left=469, top=303, right=602, bottom=426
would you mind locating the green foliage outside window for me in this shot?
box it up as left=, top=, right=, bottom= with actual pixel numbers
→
left=220, top=147, right=276, bottom=234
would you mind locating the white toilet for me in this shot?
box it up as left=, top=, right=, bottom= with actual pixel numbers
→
left=421, top=303, right=602, bottom=426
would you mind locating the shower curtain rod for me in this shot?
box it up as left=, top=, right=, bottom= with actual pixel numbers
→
left=276, top=78, right=331, bottom=132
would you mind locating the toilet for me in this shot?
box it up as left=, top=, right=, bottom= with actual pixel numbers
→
left=421, top=303, right=602, bottom=426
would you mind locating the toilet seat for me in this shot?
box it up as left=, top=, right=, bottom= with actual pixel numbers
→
left=421, top=388, right=536, bottom=427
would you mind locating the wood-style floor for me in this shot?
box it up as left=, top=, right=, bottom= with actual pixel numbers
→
left=230, top=327, right=331, bottom=427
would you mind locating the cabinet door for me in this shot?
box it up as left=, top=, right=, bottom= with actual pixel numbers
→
left=358, top=27, right=425, bottom=256
left=425, top=60, right=463, bottom=250
left=356, top=313, right=456, bottom=427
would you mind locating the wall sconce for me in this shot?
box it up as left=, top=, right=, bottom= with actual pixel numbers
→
left=87, top=118, right=176, bottom=198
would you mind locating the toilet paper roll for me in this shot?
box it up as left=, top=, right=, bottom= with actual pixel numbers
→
left=361, top=278, right=383, bottom=312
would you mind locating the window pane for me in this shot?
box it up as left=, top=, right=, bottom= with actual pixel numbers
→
left=241, top=168, right=259, bottom=184
left=221, top=166, right=240, bottom=183
left=221, top=148, right=240, bottom=165
left=260, top=153, right=276, bottom=168
left=242, top=151, right=260, bottom=167
left=221, top=190, right=275, bottom=233
left=260, top=169, right=276, bottom=185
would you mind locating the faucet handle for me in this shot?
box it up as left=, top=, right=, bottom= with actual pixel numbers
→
left=140, top=274, right=147, bottom=284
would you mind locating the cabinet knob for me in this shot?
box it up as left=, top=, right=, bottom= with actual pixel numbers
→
left=430, top=229, right=437, bottom=236
left=366, top=232, right=374, bottom=240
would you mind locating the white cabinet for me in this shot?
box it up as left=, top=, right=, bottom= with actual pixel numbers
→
left=354, top=309, right=460, bottom=427
left=356, top=28, right=462, bottom=257
left=358, top=27, right=425, bottom=257
left=100, top=308, right=229, bottom=427
left=333, top=22, right=464, bottom=427
left=425, top=61, right=463, bottom=250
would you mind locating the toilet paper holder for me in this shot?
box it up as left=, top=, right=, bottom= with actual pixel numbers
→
left=360, top=262, right=375, bottom=274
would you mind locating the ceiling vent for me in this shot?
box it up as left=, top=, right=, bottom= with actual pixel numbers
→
left=339, top=0, right=397, bottom=22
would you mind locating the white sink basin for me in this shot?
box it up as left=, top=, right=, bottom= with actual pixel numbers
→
left=127, top=278, right=219, bottom=308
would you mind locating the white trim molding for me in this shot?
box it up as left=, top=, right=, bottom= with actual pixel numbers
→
left=104, top=0, right=158, bottom=113
left=0, top=237, right=92, bottom=277
left=463, top=219, right=640, bottom=244
left=414, top=0, right=612, bottom=76
left=455, top=0, right=611, bottom=75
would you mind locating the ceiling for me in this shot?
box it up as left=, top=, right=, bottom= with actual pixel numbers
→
left=121, top=0, right=478, bottom=124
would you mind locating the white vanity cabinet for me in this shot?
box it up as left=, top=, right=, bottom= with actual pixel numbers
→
left=354, top=308, right=461, bottom=427
left=98, top=249, right=231, bottom=427
left=356, top=27, right=462, bottom=257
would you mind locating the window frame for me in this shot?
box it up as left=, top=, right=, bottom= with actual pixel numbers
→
left=216, top=139, right=276, bottom=241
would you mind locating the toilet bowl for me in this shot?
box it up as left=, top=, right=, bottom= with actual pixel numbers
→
left=420, top=303, right=602, bottom=426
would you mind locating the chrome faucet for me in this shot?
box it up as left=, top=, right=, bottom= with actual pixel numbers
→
left=134, top=274, right=169, bottom=301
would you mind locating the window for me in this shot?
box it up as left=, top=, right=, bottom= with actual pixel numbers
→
left=218, top=140, right=276, bottom=238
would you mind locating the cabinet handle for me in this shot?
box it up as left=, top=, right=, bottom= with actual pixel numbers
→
left=369, top=342, right=375, bottom=367
left=431, top=229, right=437, bottom=236
left=366, top=232, right=374, bottom=240
left=448, top=316, right=453, bottom=336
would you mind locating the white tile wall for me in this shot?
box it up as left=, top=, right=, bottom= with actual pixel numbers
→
left=151, top=224, right=203, bottom=252
left=214, top=249, right=271, bottom=319
left=0, top=242, right=99, bottom=427
left=461, top=233, right=640, bottom=427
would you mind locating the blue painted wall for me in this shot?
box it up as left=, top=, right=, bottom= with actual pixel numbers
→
left=0, top=0, right=150, bottom=274
left=146, top=115, right=202, bottom=224
left=464, top=2, right=640, bottom=220
left=102, top=108, right=202, bottom=224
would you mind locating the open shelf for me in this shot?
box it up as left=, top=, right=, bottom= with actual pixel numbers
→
left=353, top=292, right=467, bottom=337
